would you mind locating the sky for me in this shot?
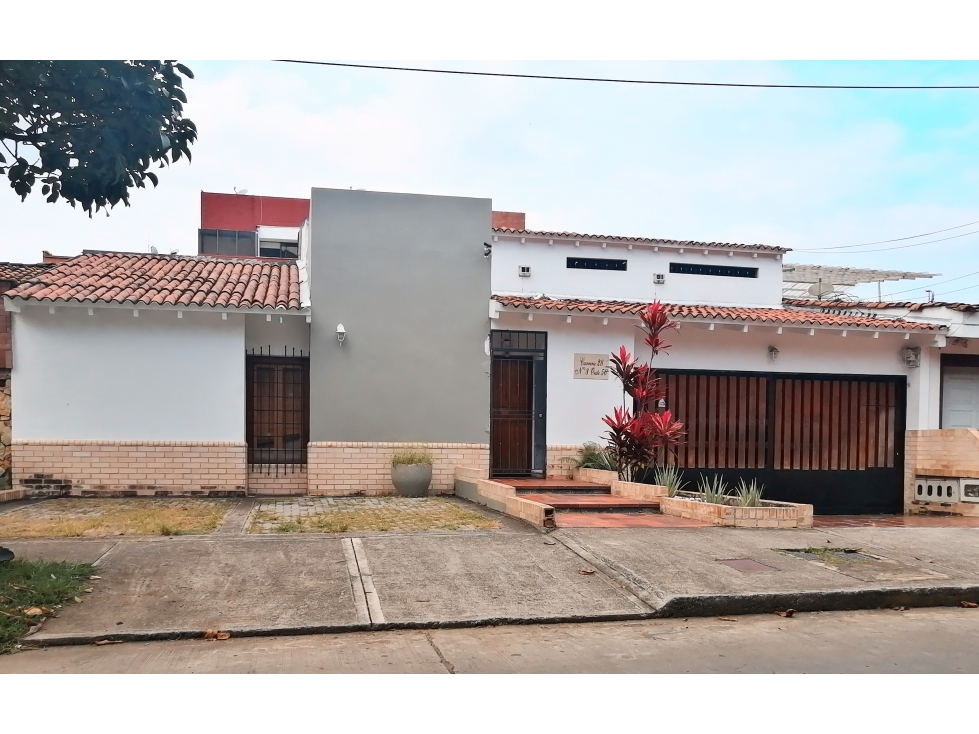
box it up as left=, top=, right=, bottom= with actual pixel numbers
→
left=2, top=60, right=979, bottom=302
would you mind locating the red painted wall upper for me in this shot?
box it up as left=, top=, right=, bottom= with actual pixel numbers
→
left=201, top=192, right=310, bottom=231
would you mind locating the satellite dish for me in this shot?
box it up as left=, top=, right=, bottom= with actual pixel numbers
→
left=234, top=187, right=248, bottom=195
left=807, top=283, right=834, bottom=297
left=150, top=246, right=159, bottom=255
left=170, top=249, right=179, bottom=256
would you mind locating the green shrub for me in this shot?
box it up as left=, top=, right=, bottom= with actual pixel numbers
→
left=391, top=449, right=434, bottom=467
left=574, top=442, right=618, bottom=471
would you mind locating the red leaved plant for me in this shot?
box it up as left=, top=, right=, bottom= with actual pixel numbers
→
left=602, top=302, right=685, bottom=481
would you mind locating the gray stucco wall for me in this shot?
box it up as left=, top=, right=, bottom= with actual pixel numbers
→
left=308, top=188, right=492, bottom=442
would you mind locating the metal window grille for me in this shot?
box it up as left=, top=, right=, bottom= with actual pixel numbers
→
left=246, top=353, right=309, bottom=475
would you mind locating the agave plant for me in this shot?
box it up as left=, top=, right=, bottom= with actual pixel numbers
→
left=733, top=478, right=765, bottom=507
left=652, top=464, right=687, bottom=498
left=698, top=474, right=730, bottom=504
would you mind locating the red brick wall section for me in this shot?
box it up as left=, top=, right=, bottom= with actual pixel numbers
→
left=11, top=441, right=248, bottom=497
left=0, top=280, right=13, bottom=370
left=492, top=211, right=526, bottom=230
left=201, top=192, right=310, bottom=230
left=247, top=469, right=308, bottom=496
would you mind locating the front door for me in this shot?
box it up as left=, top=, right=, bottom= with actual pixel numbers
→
left=490, top=330, right=547, bottom=477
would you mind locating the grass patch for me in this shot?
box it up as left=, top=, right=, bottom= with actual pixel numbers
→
left=1, top=559, right=94, bottom=654
left=252, top=499, right=500, bottom=534
left=777, top=547, right=867, bottom=564
left=0, top=499, right=232, bottom=538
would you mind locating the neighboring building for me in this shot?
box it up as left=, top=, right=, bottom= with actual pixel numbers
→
left=3, top=188, right=978, bottom=517
left=0, top=262, right=54, bottom=486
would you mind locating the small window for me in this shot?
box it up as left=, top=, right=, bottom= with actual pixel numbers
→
left=260, top=240, right=299, bottom=259
left=669, top=262, right=758, bottom=279
left=566, top=257, right=627, bottom=271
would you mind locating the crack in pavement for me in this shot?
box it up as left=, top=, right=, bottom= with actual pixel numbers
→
left=425, top=631, right=456, bottom=674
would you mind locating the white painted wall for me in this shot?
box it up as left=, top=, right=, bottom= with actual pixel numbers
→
left=497, top=311, right=941, bottom=444
left=245, top=313, right=309, bottom=357
left=492, top=239, right=783, bottom=306
left=12, top=306, right=245, bottom=441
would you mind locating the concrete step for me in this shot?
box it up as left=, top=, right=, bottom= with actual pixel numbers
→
left=501, top=479, right=612, bottom=495
left=519, top=493, right=660, bottom=512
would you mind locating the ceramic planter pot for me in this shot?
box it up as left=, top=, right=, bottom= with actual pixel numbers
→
left=391, top=463, right=433, bottom=497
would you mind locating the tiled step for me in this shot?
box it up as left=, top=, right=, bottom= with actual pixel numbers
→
left=502, top=479, right=613, bottom=495
left=555, top=512, right=711, bottom=528
left=519, top=493, right=660, bottom=512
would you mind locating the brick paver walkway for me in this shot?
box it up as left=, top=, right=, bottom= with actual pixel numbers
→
left=248, top=496, right=500, bottom=533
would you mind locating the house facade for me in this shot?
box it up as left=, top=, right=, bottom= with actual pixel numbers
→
left=3, top=187, right=978, bottom=516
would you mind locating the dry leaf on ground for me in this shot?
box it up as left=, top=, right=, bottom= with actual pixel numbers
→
left=775, top=609, right=796, bottom=618
left=94, top=639, right=123, bottom=646
left=22, top=606, right=51, bottom=616
left=203, top=629, right=231, bottom=640
left=579, top=569, right=595, bottom=575
left=717, top=616, right=738, bottom=622
left=961, top=601, right=979, bottom=608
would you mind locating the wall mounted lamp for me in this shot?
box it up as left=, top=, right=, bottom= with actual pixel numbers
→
left=336, top=324, right=346, bottom=343
left=768, top=345, right=779, bottom=362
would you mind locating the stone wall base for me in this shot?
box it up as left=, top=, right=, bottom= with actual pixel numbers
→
left=308, top=442, right=489, bottom=496
left=11, top=441, right=248, bottom=497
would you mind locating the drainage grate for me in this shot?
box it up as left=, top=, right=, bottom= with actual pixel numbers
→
left=717, top=558, right=778, bottom=574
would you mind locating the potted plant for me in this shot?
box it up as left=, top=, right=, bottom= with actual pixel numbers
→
left=391, top=449, right=434, bottom=497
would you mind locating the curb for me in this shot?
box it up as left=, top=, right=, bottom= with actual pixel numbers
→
left=23, top=585, right=979, bottom=648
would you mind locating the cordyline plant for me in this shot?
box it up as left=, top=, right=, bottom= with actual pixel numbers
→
left=601, top=302, right=685, bottom=481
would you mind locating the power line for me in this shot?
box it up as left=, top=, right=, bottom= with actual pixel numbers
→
left=794, top=228, right=979, bottom=254
left=882, top=270, right=979, bottom=298
left=277, top=60, right=979, bottom=90
left=800, top=218, right=979, bottom=251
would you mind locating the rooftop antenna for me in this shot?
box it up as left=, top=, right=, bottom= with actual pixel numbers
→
left=926, top=289, right=935, bottom=303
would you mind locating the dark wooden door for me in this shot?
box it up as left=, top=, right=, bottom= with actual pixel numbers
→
left=246, top=356, right=309, bottom=465
left=491, top=357, right=535, bottom=475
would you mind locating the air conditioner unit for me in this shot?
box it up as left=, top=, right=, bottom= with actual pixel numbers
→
left=518, top=265, right=531, bottom=278
left=960, top=478, right=979, bottom=503
left=914, top=477, right=960, bottom=504
left=654, top=273, right=666, bottom=285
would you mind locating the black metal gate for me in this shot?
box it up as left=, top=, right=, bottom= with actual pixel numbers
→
left=658, top=370, right=906, bottom=515
left=490, top=330, right=547, bottom=477
left=246, top=355, right=310, bottom=473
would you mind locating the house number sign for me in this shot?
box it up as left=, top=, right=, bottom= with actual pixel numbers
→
left=573, top=353, right=609, bottom=380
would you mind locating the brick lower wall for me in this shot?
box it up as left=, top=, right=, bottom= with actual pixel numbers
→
left=546, top=444, right=582, bottom=479
left=905, top=429, right=979, bottom=517
left=11, top=440, right=248, bottom=497
left=308, top=442, right=490, bottom=496
left=247, top=469, right=308, bottom=496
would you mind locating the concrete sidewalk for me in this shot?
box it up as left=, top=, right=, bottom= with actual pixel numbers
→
left=4, top=518, right=979, bottom=646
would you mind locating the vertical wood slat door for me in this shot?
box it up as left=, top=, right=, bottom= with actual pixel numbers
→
left=771, top=377, right=896, bottom=470
left=663, top=372, right=897, bottom=472
left=664, top=373, right=768, bottom=469
left=491, top=357, right=534, bottom=474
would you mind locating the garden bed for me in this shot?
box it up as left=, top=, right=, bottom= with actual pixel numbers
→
left=660, top=492, right=813, bottom=528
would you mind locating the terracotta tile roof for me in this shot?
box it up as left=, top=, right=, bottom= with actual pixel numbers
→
left=493, top=228, right=790, bottom=253
left=785, top=298, right=979, bottom=313
left=493, top=295, right=945, bottom=331
left=5, top=253, right=303, bottom=311
left=0, top=262, right=54, bottom=282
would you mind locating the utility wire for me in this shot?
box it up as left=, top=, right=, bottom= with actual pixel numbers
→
left=277, top=60, right=979, bottom=90
left=794, top=228, right=979, bottom=254
left=881, top=270, right=979, bottom=298
left=800, top=218, right=979, bottom=250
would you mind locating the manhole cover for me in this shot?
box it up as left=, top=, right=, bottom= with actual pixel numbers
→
left=717, top=558, right=777, bottom=573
